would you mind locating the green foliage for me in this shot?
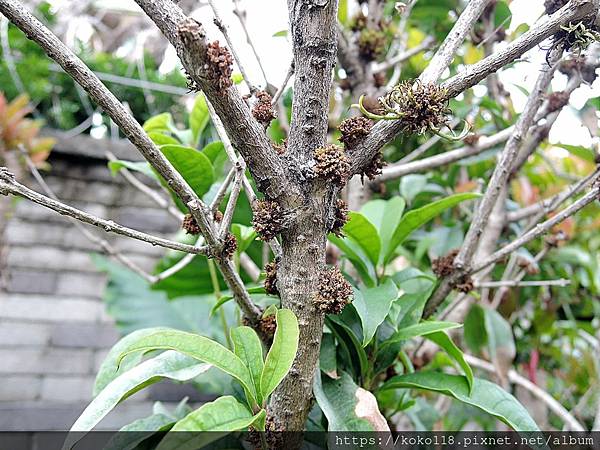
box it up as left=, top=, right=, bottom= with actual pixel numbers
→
left=71, top=310, right=299, bottom=441
left=381, top=372, right=540, bottom=432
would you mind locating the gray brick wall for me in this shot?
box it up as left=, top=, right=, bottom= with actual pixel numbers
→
left=0, top=146, right=185, bottom=431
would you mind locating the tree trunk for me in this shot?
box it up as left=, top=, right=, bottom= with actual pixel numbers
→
left=270, top=199, right=328, bottom=431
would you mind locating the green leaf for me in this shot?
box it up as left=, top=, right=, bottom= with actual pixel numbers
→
left=143, top=112, right=175, bottom=134
left=465, top=304, right=515, bottom=364
left=352, top=279, right=399, bottom=347
left=314, top=371, right=389, bottom=431
left=201, top=141, right=227, bottom=176
left=260, top=309, right=300, bottom=400
left=231, top=326, right=264, bottom=405
left=209, top=287, right=266, bottom=317
left=338, top=0, right=348, bottom=24
left=94, top=327, right=172, bottom=396
left=400, top=174, right=428, bottom=203
left=103, top=414, right=175, bottom=450
left=378, top=197, right=406, bottom=262
left=156, top=397, right=266, bottom=450
left=384, top=193, right=481, bottom=264
left=147, top=131, right=180, bottom=146
left=328, top=234, right=377, bottom=286
left=385, top=321, right=461, bottom=345
left=160, top=144, right=215, bottom=199
left=326, top=314, right=369, bottom=380
left=381, top=372, right=540, bottom=432
left=273, top=30, right=288, bottom=37
left=190, top=94, right=210, bottom=144
left=117, top=329, right=258, bottom=405
left=424, top=331, right=473, bottom=394
left=555, top=144, right=596, bottom=163
left=68, top=351, right=210, bottom=439
left=107, top=160, right=158, bottom=180
left=343, top=212, right=382, bottom=266
left=494, top=1, right=512, bottom=28
left=231, top=223, right=257, bottom=253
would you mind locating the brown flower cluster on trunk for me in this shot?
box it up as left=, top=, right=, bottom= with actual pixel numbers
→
left=452, top=275, right=474, bottom=293
left=221, top=233, right=238, bottom=258
left=432, top=249, right=459, bottom=277
left=252, top=91, right=276, bottom=126
left=252, top=200, right=285, bottom=241
left=547, top=91, right=570, bottom=113
left=382, top=81, right=451, bottom=135
left=182, top=213, right=201, bottom=235
left=463, top=133, right=481, bottom=146
left=361, top=151, right=385, bottom=181
left=313, top=144, right=351, bottom=186
left=331, top=199, right=349, bottom=237
left=264, top=260, right=279, bottom=296
left=338, top=117, right=373, bottom=148
left=273, top=139, right=287, bottom=155
left=213, top=210, right=223, bottom=223
left=206, top=40, right=233, bottom=91
left=259, top=313, right=277, bottom=339
left=314, top=266, right=354, bottom=315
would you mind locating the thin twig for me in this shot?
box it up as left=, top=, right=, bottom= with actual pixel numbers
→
left=465, top=355, right=586, bottom=431
left=419, top=0, right=492, bottom=84
left=105, top=151, right=183, bottom=221
left=208, top=0, right=259, bottom=93
left=19, top=148, right=156, bottom=282
left=472, top=186, right=600, bottom=275
left=0, top=168, right=210, bottom=256
left=475, top=279, right=571, bottom=288
left=206, top=99, right=283, bottom=259
left=372, top=36, right=435, bottom=73
left=219, top=165, right=244, bottom=239
left=272, top=62, right=294, bottom=106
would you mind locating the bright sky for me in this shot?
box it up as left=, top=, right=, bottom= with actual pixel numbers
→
left=50, top=0, right=600, bottom=147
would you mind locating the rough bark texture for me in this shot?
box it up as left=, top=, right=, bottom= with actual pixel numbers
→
left=268, top=0, right=340, bottom=434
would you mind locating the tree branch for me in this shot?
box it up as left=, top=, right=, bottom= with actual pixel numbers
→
left=465, top=355, right=586, bottom=431
left=419, top=0, right=492, bottom=84
left=133, top=0, right=292, bottom=200
left=286, top=0, right=339, bottom=163
left=348, top=0, right=598, bottom=175
left=423, top=48, right=563, bottom=317
left=471, top=186, right=600, bottom=275
left=0, top=168, right=209, bottom=256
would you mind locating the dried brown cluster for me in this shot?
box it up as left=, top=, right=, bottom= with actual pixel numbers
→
left=259, top=313, right=277, bottom=339
left=221, top=233, right=238, bottom=258
left=252, top=200, right=285, bottom=241
left=252, top=91, right=276, bottom=125
left=452, top=275, right=474, bottom=293
left=313, top=144, right=351, bottom=185
left=463, top=133, right=481, bottom=146
left=213, top=210, right=223, bottom=223
left=338, top=117, right=373, bottom=148
left=206, top=40, right=233, bottom=91
left=544, top=0, right=568, bottom=14
left=373, top=72, right=386, bottom=88
left=432, top=249, right=459, bottom=278
left=264, top=261, right=279, bottom=296
left=361, top=152, right=386, bottom=181
left=547, top=91, right=570, bottom=113
left=385, top=81, right=451, bottom=135
left=331, top=199, right=349, bottom=237
left=350, top=12, right=368, bottom=32
left=182, top=213, right=201, bottom=235
left=358, top=28, right=387, bottom=61
left=314, top=267, right=354, bottom=315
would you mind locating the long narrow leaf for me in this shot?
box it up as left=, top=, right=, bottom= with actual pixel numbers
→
left=260, top=309, right=299, bottom=399
left=381, top=372, right=540, bottom=432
